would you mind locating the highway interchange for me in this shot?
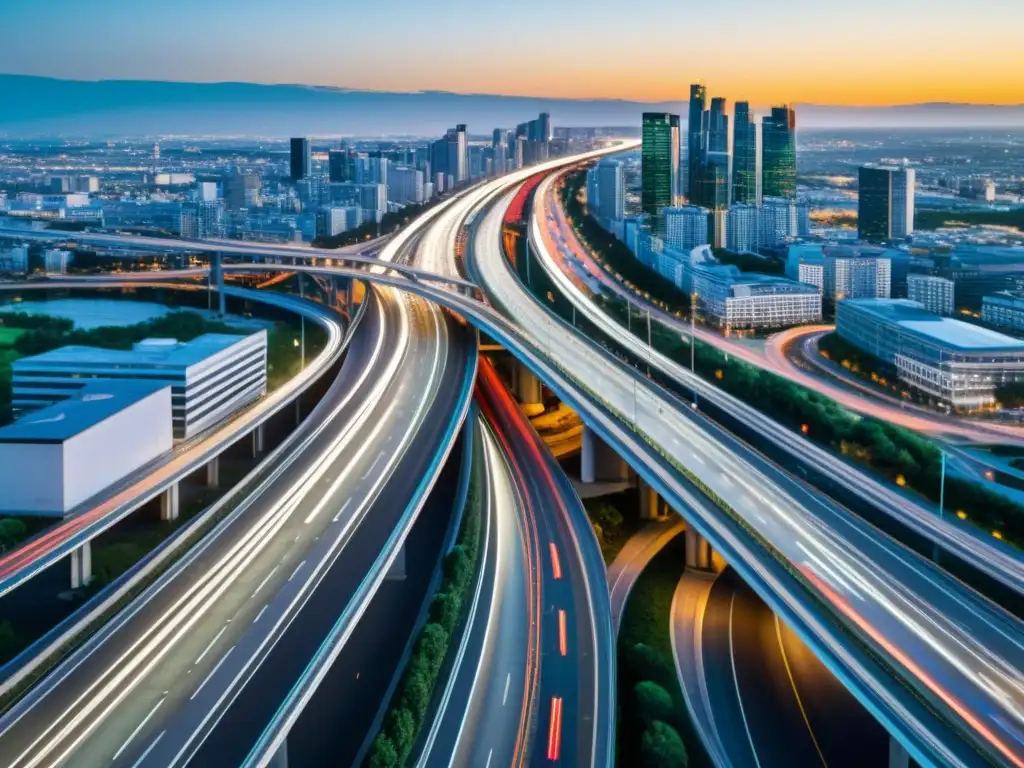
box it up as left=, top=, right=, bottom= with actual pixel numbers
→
left=0, top=146, right=1021, bottom=767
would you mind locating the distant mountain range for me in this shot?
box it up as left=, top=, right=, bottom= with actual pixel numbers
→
left=1, top=75, right=1022, bottom=137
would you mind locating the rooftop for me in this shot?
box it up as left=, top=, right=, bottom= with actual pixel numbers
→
left=13, top=332, right=261, bottom=370
left=843, top=298, right=1024, bottom=351
left=0, top=380, right=169, bottom=443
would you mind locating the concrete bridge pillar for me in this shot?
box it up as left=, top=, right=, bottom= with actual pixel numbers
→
left=70, top=541, right=92, bottom=590
left=211, top=252, right=225, bottom=316
left=252, top=424, right=266, bottom=458
left=888, top=737, right=909, bottom=768
left=206, top=456, right=220, bottom=489
left=638, top=478, right=661, bottom=520
left=581, top=425, right=629, bottom=484
left=160, top=482, right=180, bottom=522
left=685, top=526, right=713, bottom=571
left=514, top=364, right=543, bottom=405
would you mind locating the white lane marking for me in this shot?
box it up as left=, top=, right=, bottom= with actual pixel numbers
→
left=190, top=647, right=234, bottom=701
left=111, top=696, right=166, bottom=761
left=485, top=749, right=493, bottom=768
left=360, top=450, right=386, bottom=481
left=252, top=604, right=268, bottom=625
left=250, top=565, right=279, bottom=599
left=194, top=625, right=229, bottom=666
left=502, top=673, right=511, bottom=706
left=330, top=498, right=353, bottom=524
left=128, top=730, right=165, bottom=768
left=288, top=560, right=306, bottom=583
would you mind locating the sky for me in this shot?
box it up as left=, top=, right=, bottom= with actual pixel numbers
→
left=2, top=0, right=1023, bottom=106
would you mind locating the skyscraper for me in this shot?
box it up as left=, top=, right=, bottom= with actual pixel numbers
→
left=642, top=112, right=678, bottom=224
left=328, top=149, right=354, bottom=183
left=670, top=115, right=681, bottom=206
left=858, top=165, right=916, bottom=242
left=761, top=107, right=797, bottom=199
left=596, top=158, right=625, bottom=221
left=732, top=101, right=761, bottom=205
left=686, top=84, right=707, bottom=203
left=290, top=138, right=311, bottom=182
left=702, top=97, right=731, bottom=213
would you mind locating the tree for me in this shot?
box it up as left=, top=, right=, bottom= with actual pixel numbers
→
left=400, top=664, right=432, bottom=722
left=428, top=591, right=462, bottom=634
left=384, top=707, right=416, bottom=761
left=640, top=721, right=688, bottom=767
left=622, top=643, right=674, bottom=689
left=365, top=733, right=399, bottom=768
left=0, top=518, right=27, bottom=554
left=633, top=681, right=674, bottom=728
left=415, top=623, right=449, bottom=677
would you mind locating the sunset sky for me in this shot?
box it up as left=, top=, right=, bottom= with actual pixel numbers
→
left=2, top=0, right=1022, bottom=106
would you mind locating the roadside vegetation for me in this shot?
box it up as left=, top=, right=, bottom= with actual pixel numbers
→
left=617, top=533, right=701, bottom=768
left=364, top=435, right=484, bottom=767
left=558, top=169, right=1023, bottom=550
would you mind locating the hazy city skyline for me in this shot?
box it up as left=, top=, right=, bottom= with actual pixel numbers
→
left=2, top=0, right=1023, bottom=106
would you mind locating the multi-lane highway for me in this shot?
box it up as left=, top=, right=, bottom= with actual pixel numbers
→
left=0, top=219, right=476, bottom=765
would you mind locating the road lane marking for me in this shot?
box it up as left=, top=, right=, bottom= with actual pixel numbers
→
left=558, top=610, right=568, bottom=656
left=485, top=748, right=493, bottom=768
left=503, top=673, right=511, bottom=705
left=288, top=560, right=306, bottom=583
left=330, top=498, right=353, bottom=524
left=359, top=450, right=386, bottom=481
left=546, top=697, right=563, bottom=761
left=253, top=604, right=268, bottom=624
left=194, top=625, right=229, bottom=666
left=112, top=696, right=166, bottom=761
left=128, top=731, right=165, bottom=768
left=549, top=543, right=562, bottom=580
left=250, top=565, right=279, bottom=599
left=190, top=647, right=234, bottom=701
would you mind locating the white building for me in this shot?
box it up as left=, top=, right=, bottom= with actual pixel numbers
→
left=823, top=249, right=891, bottom=301
left=0, top=380, right=173, bottom=517
left=596, top=158, right=625, bottom=221
left=907, top=274, right=954, bottom=316
left=726, top=204, right=760, bottom=251
left=316, top=207, right=351, bottom=238
left=43, top=248, right=72, bottom=275
left=389, top=166, right=425, bottom=205
left=693, top=264, right=822, bottom=330
left=759, top=197, right=807, bottom=247
left=13, top=331, right=267, bottom=439
left=662, top=206, right=709, bottom=252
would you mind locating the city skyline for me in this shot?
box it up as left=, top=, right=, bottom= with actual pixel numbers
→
left=2, top=0, right=1024, bottom=106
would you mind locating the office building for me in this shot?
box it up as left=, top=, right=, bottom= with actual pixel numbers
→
left=180, top=199, right=226, bottom=239
left=662, top=206, right=710, bottom=252
left=762, top=106, right=797, bottom=199
left=359, top=183, right=387, bottom=218
left=13, top=331, right=268, bottom=439
left=837, top=298, right=1024, bottom=409
left=694, top=264, right=822, bottom=330
left=642, top=112, right=678, bottom=222
left=858, top=165, right=916, bottom=242
left=732, top=101, right=761, bottom=206
left=290, top=138, right=311, bottom=181
left=223, top=171, right=260, bottom=211
left=595, top=158, right=625, bottom=221
left=196, top=181, right=219, bottom=202
left=0, top=381, right=173, bottom=517
left=907, top=274, right=954, bottom=316
left=982, top=291, right=1024, bottom=333
left=686, top=83, right=707, bottom=201
left=758, top=197, right=806, bottom=247
left=328, top=149, right=354, bottom=183
left=0, top=246, right=29, bottom=274
left=315, top=207, right=351, bottom=238
left=389, top=166, right=425, bottom=205
left=43, top=249, right=72, bottom=275
left=726, top=204, right=760, bottom=252
left=824, top=248, right=892, bottom=301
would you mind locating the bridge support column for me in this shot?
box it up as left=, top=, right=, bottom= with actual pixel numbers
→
left=70, top=541, right=92, bottom=590
left=638, top=479, right=661, bottom=520
left=160, top=482, right=180, bottom=521
left=252, top=424, right=265, bottom=458
left=206, top=456, right=220, bottom=488
left=346, top=281, right=355, bottom=317
left=685, top=526, right=713, bottom=571
left=581, top=425, right=628, bottom=484
left=386, top=542, right=407, bottom=581
left=888, top=737, right=909, bottom=768
left=211, top=252, right=225, bottom=316
left=514, top=364, right=543, bottom=405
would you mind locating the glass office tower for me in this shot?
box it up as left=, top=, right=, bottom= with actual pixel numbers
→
left=686, top=83, right=707, bottom=203
left=762, top=106, right=797, bottom=199
left=732, top=101, right=761, bottom=205
left=642, top=112, right=677, bottom=224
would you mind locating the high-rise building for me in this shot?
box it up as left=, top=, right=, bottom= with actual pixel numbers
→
left=0, top=246, right=29, bottom=274
left=290, top=138, right=312, bottom=181
left=389, top=166, right=425, bottom=205
left=670, top=114, right=681, bottom=205
left=823, top=250, right=892, bottom=301
left=686, top=83, right=707, bottom=202
left=761, top=106, right=797, bottom=199
left=732, top=101, right=761, bottom=206
left=223, top=171, right=260, bottom=211
left=642, top=112, right=678, bottom=223
left=596, top=159, right=625, bottom=221
left=858, top=165, right=916, bottom=243
left=43, top=249, right=72, bottom=275
left=328, top=150, right=354, bottom=183
left=908, top=274, right=954, bottom=316
left=759, top=197, right=806, bottom=247
left=726, top=204, right=760, bottom=251
left=359, top=183, right=388, bottom=217
left=662, top=206, right=710, bottom=251
left=315, top=207, right=351, bottom=238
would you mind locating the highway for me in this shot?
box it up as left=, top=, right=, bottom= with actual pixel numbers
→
left=0, top=220, right=476, bottom=765
left=0, top=280, right=346, bottom=600
left=533, top=171, right=1024, bottom=602
left=467, top=180, right=1024, bottom=766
